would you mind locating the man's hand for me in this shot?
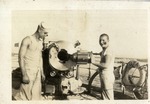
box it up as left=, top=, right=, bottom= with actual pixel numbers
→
left=41, top=73, right=45, bottom=82
left=22, top=74, right=30, bottom=84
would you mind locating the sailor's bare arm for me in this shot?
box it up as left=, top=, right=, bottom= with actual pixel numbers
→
left=92, top=54, right=112, bottom=69
left=18, top=37, right=31, bottom=84
left=40, top=52, right=45, bottom=82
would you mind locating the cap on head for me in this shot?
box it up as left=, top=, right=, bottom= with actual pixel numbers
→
left=38, top=21, right=46, bottom=30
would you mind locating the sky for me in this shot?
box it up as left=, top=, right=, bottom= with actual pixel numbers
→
left=12, top=10, right=148, bottom=59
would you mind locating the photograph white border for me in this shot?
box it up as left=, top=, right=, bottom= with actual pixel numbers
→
left=0, top=0, right=150, bottom=104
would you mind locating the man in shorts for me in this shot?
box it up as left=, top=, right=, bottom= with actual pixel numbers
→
left=92, top=33, right=115, bottom=100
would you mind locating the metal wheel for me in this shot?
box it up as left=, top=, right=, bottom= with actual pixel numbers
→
left=87, top=71, right=101, bottom=99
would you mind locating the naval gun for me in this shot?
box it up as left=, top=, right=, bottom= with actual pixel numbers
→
left=42, top=41, right=93, bottom=96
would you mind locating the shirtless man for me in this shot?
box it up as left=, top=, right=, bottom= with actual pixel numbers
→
left=92, top=33, right=115, bottom=100
left=15, top=22, right=48, bottom=100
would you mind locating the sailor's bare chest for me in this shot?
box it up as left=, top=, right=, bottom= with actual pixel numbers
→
left=28, top=36, right=43, bottom=52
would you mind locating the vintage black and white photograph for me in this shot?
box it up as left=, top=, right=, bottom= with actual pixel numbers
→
left=11, top=9, right=148, bottom=101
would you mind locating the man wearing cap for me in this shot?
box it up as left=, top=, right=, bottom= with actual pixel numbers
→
left=92, top=33, right=115, bottom=100
left=15, top=22, right=48, bottom=100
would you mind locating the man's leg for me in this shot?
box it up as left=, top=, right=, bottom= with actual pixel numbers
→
left=99, top=73, right=114, bottom=100
left=101, top=89, right=114, bottom=100
left=31, top=71, right=42, bottom=100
